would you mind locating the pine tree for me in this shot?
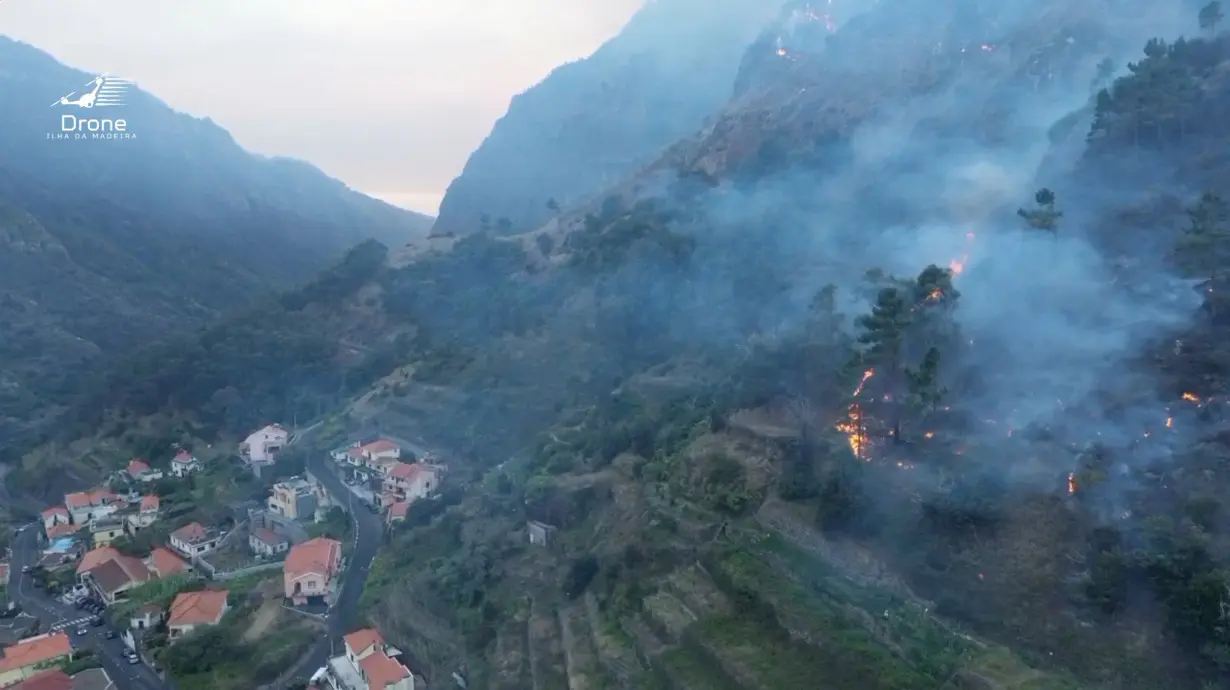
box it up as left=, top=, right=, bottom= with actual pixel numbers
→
left=1200, top=1, right=1224, bottom=34
left=857, top=287, right=911, bottom=441
left=1017, top=188, right=1063, bottom=236
left=905, top=347, right=946, bottom=422
left=1175, top=193, right=1230, bottom=310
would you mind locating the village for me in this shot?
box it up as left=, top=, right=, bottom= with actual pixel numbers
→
left=0, top=424, right=447, bottom=690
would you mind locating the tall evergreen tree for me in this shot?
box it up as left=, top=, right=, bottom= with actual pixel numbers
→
left=857, top=287, right=911, bottom=441
left=1200, top=1, right=1224, bottom=33
left=1017, top=188, right=1063, bottom=236
left=1175, top=193, right=1230, bottom=319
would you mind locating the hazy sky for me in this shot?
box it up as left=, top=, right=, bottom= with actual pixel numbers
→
left=1, top=0, right=644, bottom=216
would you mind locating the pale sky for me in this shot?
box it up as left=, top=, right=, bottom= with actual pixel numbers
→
left=1, top=0, right=645, bottom=216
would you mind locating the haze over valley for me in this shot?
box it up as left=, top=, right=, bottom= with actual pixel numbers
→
left=5, top=1, right=1230, bottom=689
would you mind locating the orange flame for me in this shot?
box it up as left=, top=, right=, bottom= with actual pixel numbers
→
left=1182, top=392, right=1200, bottom=402
left=948, top=232, right=976, bottom=276
left=836, top=368, right=875, bottom=459
left=1166, top=417, right=1174, bottom=428
left=1067, top=472, right=1077, bottom=494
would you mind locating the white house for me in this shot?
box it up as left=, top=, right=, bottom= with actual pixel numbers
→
left=325, top=628, right=414, bottom=690
left=167, top=590, right=229, bottom=639
left=169, top=522, right=222, bottom=558
left=64, top=489, right=122, bottom=526
left=41, top=506, right=70, bottom=532
left=126, top=495, right=161, bottom=533
left=241, top=424, right=290, bottom=465
left=170, top=451, right=202, bottom=477
left=360, top=440, right=400, bottom=464
left=382, top=463, right=439, bottom=503
left=126, top=459, right=163, bottom=483
left=249, top=527, right=290, bottom=557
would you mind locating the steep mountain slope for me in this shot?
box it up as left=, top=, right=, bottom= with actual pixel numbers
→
left=0, top=37, right=431, bottom=457
left=26, top=1, right=1230, bottom=689
left=428, top=0, right=780, bottom=237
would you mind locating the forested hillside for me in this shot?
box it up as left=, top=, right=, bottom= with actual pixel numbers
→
left=0, top=37, right=431, bottom=458
left=26, top=0, right=1230, bottom=689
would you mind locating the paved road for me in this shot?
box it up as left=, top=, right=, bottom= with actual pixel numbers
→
left=278, top=451, right=384, bottom=685
left=7, top=527, right=170, bottom=690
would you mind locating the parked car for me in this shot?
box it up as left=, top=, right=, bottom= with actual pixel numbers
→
left=91, top=616, right=104, bottom=627
left=75, top=627, right=88, bottom=636
left=104, top=630, right=117, bottom=639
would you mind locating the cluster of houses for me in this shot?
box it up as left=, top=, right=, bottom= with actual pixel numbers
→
left=5, top=432, right=434, bottom=689
left=330, top=439, right=446, bottom=528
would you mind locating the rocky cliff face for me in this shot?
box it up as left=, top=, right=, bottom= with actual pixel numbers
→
left=428, top=0, right=782, bottom=238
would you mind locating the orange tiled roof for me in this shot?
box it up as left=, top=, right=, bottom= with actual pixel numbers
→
left=149, top=547, right=190, bottom=577
left=46, top=523, right=82, bottom=540
left=140, top=495, right=160, bottom=512
left=76, top=546, right=120, bottom=576
left=0, top=632, right=72, bottom=672
left=388, top=502, right=410, bottom=519
left=361, top=439, right=398, bottom=455
left=171, top=522, right=208, bottom=543
left=343, top=628, right=384, bottom=656
left=127, top=459, right=151, bottom=475
left=41, top=505, right=68, bottom=519
left=172, top=450, right=195, bottom=464
left=386, top=462, right=420, bottom=481
left=251, top=527, right=287, bottom=546
left=13, top=668, right=72, bottom=690
left=284, top=537, right=341, bottom=579
left=64, top=491, right=91, bottom=509
left=167, top=590, right=228, bottom=627
left=359, top=649, right=411, bottom=689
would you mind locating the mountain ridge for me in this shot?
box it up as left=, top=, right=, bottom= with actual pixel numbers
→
left=0, top=35, right=433, bottom=458
left=428, top=0, right=781, bottom=238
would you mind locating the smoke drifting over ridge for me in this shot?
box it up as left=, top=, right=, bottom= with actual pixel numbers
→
left=578, top=0, right=1213, bottom=495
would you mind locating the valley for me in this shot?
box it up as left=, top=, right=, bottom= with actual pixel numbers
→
left=6, top=0, right=1230, bottom=689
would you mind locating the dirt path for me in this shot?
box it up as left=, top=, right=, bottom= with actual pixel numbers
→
left=242, top=600, right=281, bottom=641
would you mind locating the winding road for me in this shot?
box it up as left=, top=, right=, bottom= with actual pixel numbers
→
left=275, top=446, right=384, bottom=686
left=7, top=527, right=170, bottom=690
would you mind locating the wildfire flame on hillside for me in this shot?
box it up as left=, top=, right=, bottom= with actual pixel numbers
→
left=1068, top=472, right=1076, bottom=494
left=950, top=232, right=976, bottom=276
left=835, top=368, right=875, bottom=459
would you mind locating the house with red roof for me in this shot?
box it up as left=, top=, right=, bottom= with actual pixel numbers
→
left=323, top=628, right=414, bottom=690
left=381, top=463, right=438, bottom=504
left=126, top=458, right=163, bottom=482
left=63, top=488, right=122, bottom=526
left=170, top=450, right=201, bottom=478
left=39, top=506, right=69, bottom=532
left=240, top=424, right=290, bottom=467
left=169, top=522, right=221, bottom=558
left=284, top=537, right=342, bottom=606
left=167, top=590, right=229, bottom=639
left=0, top=632, right=73, bottom=687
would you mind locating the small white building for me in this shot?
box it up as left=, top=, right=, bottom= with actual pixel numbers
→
left=249, top=527, right=290, bottom=557
left=326, top=628, right=415, bottom=690
left=169, top=522, right=221, bottom=558
left=241, top=424, right=290, bottom=465
left=126, top=459, right=163, bottom=483
left=170, top=451, right=202, bottom=477
left=64, top=489, right=122, bottom=526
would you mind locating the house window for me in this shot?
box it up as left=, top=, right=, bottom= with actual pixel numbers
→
left=307, top=580, right=316, bottom=588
